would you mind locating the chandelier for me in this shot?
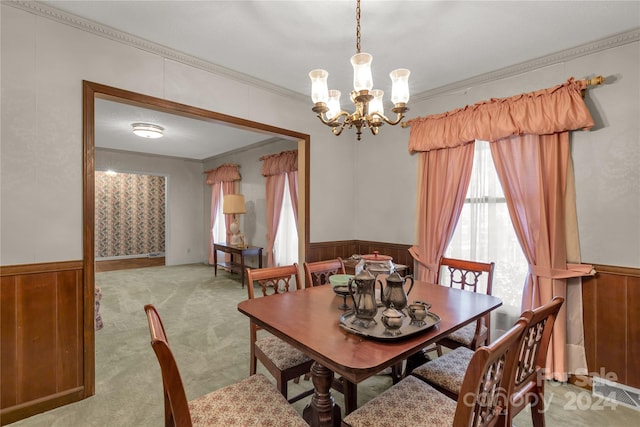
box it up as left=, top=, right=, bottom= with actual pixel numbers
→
left=308, top=0, right=410, bottom=140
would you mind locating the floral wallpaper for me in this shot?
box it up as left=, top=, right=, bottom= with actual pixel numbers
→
left=95, top=171, right=166, bottom=258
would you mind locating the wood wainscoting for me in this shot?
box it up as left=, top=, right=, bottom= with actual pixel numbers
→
left=582, top=264, right=640, bottom=389
left=307, top=240, right=414, bottom=274
left=0, top=261, right=89, bottom=425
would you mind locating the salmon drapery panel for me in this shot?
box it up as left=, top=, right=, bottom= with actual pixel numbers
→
left=287, top=171, right=299, bottom=229
left=206, top=164, right=240, bottom=264
left=408, top=78, right=595, bottom=381
left=407, top=78, right=593, bottom=153
left=264, top=174, right=287, bottom=267
left=490, top=133, right=594, bottom=381
left=262, top=150, right=298, bottom=267
left=261, top=150, right=298, bottom=176
left=409, top=143, right=475, bottom=282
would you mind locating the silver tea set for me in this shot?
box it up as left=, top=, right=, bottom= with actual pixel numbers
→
left=347, top=268, right=431, bottom=336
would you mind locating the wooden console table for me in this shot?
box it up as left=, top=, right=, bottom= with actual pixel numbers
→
left=213, top=243, right=263, bottom=287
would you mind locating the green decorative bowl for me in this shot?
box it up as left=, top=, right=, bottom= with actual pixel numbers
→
left=329, top=274, right=354, bottom=288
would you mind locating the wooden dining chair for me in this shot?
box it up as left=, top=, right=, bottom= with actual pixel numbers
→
left=245, top=264, right=315, bottom=403
left=342, top=317, right=527, bottom=427
left=436, top=257, right=495, bottom=351
left=143, top=304, right=307, bottom=427
left=303, top=257, right=346, bottom=287
left=411, top=296, right=564, bottom=427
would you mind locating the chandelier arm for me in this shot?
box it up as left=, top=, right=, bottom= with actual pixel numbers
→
left=316, top=111, right=350, bottom=126
left=369, top=111, right=406, bottom=126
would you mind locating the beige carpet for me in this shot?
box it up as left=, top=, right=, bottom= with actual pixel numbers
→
left=10, top=264, right=638, bottom=426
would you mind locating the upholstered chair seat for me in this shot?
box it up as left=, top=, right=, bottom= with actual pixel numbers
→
left=255, top=335, right=311, bottom=370
left=188, top=373, right=308, bottom=427
left=411, top=347, right=474, bottom=398
left=446, top=323, right=488, bottom=347
left=342, top=376, right=457, bottom=427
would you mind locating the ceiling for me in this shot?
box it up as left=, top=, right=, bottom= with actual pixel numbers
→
left=37, top=0, right=640, bottom=160
left=94, top=98, right=273, bottom=160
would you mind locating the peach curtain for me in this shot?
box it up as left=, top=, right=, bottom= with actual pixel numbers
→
left=287, top=171, right=299, bottom=228
left=261, top=151, right=298, bottom=267
left=490, top=133, right=594, bottom=381
left=409, top=143, right=475, bottom=282
left=206, top=164, right=240, bottom=264
left=408, top=78, right=595, bottom=380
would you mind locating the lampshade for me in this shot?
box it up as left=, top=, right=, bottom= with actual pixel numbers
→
left=390, top=69, right=411, bottom=104
left=309, top=69, right=329, bottom=104
left=223, top=194, right=246, bottom=215
left=351, top=52, right=373, bottom=92
left=131, top=123, right=164, bottom=138
left=369, top=89, right=384, bottom=119
left=326, top=90, right=342, bottom=120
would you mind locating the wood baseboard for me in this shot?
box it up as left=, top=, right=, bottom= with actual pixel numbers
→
left=95, top=257, right=165, bottom=272
left=568, top=374, right=592, bottom=390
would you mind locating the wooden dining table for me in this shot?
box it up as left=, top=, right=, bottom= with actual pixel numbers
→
left=237, top=280, right=502, bottom=427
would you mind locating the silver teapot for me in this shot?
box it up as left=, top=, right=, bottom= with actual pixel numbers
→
left=348, top=268, right=379, bottom=328
left=378, top=272, right=414, bottom=311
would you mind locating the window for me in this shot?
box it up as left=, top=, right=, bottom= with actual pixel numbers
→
left=212, top=186, right=226, bottom=244
left=446, top=140, right=528, bottom=338
left=273, top=176, right=298, bottom=266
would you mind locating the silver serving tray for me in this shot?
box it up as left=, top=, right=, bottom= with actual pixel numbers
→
left=339, top=309, right=441, bottom=340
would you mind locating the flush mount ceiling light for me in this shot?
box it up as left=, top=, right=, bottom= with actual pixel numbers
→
left=131, top=122, right=164, bottom=139
left=308, top=0, right=410, bottom=140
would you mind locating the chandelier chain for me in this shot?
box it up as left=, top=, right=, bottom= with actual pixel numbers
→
left=356, top=0, right=361, bottom=53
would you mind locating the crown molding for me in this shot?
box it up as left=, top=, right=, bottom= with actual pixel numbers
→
left=8, top=1, right=639, bottom=104
left=8, top=0, right=308, bottom=102
left=412, top=28, right=640, bottom=102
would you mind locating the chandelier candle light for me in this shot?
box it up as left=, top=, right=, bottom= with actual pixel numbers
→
left=309, top=0, right=410, bottom=140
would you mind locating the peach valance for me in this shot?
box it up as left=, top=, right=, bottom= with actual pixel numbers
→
left=260, top=150, right=298, bottom=176
left=205, top=163, right=241, bottom=184
left=407, top=78, right=595, bottom=153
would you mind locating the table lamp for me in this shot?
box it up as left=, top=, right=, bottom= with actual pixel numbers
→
left=223, top=194, right=246, bottom=247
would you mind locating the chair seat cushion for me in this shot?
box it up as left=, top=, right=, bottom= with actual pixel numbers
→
left=342, top=375, right=457, bottom=427
left=189, top=373, right=307, bottom=426
left=446, top=322, right=487, bottom=346
left=256, top=335, right=311, bottom=370
left=412, top=347, right=474, bottom=395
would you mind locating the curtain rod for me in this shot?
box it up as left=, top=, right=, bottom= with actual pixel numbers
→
left=401, top=75, right=606, bottom=128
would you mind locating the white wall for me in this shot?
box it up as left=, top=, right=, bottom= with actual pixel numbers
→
left=0, top=4, right=354, bottom=266
left=95, top=149, right=204, bottom=265
left=2, top=4, right=638, bottom=269
left=354, top=42, right=640, bottom=268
